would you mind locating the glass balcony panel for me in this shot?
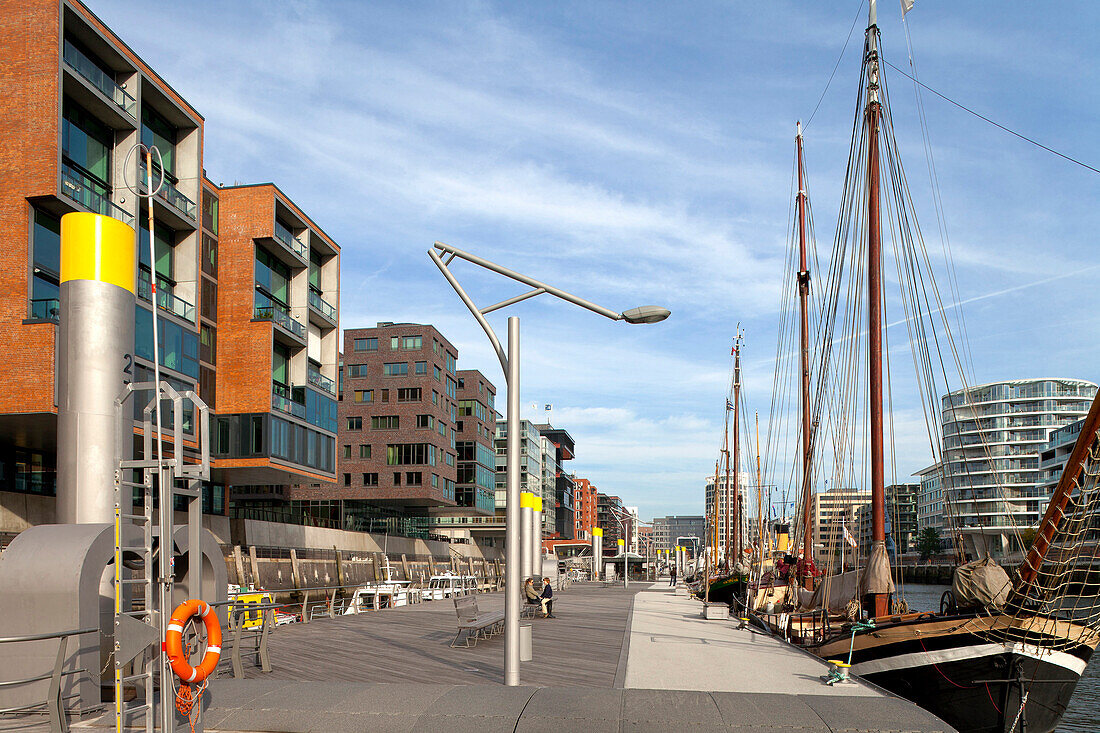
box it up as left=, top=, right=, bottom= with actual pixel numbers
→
left=29, top=298, right=60, bottom=322
left=137, top=269, right=195, bottom=321
left=139, top=160, right=196, bottom=219
left=273, top=221, right=308, bottom=259
left=61, top=162, right=133, bottom=225
left=254, top=291, right=305, bottom=338
left=62, top=40, right=136, bottom=118
left=307, top=366, right=336, bottom=395
left=272, top=384, right=306, bottom=419
left=308, top=289, right=337, bottom=322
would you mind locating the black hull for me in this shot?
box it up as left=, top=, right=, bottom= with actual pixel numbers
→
left=860, top=648, right=1082, bottom=733
left=693, top=576, right=747, bottom=607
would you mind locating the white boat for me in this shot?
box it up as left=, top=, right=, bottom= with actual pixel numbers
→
left=422, top=572, right=476, bottom=601
left=343, top=561, right=412, bottom=613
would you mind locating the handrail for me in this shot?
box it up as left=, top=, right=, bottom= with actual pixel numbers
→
left=0, top=626, right=99, bottom=730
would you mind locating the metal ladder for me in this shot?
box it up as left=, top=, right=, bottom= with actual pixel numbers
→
left=112, top=381, right=210, bottom=733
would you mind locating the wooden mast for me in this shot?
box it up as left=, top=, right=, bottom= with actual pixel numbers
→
left=865, top=0, right=889, bottom=619
left=796, top=122, right=815, bottom=591
left=731, top=335, right=742, bottom=562
left=755, top=413, right=764, bottom=561
left=721, top=396, right=732, bottom=568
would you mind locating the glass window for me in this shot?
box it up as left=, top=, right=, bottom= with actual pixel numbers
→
left=380, top=389, right=389, bottom=403
left=342, top=444, right=351, bottom=459
left=402, top=336, right=422, bottom=349
left=348, top=364, right=368, bottom=378
left=62, top=97, right=111, bottom=183
left=406, top=472, right=422, bottom=486
left=371, top=416, right=399, bottom=430
left=433, top=366, right=441, bottom=381
left=255, top=247, right=290, bottom=306
left=390, top=336, right=399, bottom=350
left=359, top=444, right=371, bottom=459
left=397, top=387, right=421, bottom=402
left=201, top=279, right=217, bottom=322
left=32, top=209, right=61, bottom=307
left=383, top=363, right=409, bottom=377
left=347, top=416, right=362, bottom=430
left=416, top=415, right=433, bottom=429
left=343, top=473, right=351, bottom=486
left=415, top=361, right=427, bottom=375
left=353, top=390, right=373, bottom=403
left=139, top=218, right=175, bottom=283
left=309, top=250, right=322, bottom=290
left=202, top=191, right=218, bottom=234
left=200, top=324, right=216, bottom=364
left=141, top=105, right=176, bottom=176
left=201, top=234, right=217, bottom=277
left=353, top=338, right=378, bottom=352
left=362, top=473, right=378, bottom=486
left=272, top=343, right=289, bottom=386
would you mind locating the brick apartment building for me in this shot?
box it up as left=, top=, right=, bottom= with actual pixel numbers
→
left=294, top=323, right=464, bottom=533
left=573, top=477, right=598, bottom=540
left=0, top=0, right=340, bottom=531
left=597, top=492, right=627, bottom=554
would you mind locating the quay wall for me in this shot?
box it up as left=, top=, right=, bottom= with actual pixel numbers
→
left=899, top=564, right=955, bottom=584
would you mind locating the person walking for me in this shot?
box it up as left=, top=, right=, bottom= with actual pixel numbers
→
left=540, top=577, right=555, bottom=618
left=669, top=564, right=677, bottom=587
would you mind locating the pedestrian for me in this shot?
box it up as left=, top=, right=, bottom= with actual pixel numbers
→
left=540, top=577, right=555, bottom=618
left=669, top=564, right=677, bottom=587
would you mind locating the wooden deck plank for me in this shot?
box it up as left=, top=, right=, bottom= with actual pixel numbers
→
left=226, top=584, right=643, bottom=688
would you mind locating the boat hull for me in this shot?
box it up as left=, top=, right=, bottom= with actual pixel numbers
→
left=799, top=613, right=1098, bottom=733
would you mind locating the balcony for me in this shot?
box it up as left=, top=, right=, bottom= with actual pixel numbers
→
left=61, top=162, right=133, bottom=225
left=138, top=270, right=195, bottom=321
left=272, top=383, right=306, bottom=420
left=139, top=160, right=196, bottom=220
left=254, top=292, right=305, bottom=339
left=29, top=298, right=60, bottom=322
left=307, top=365, right=336, bottom=395
left=62, top=40, right=136, bottom=119
left=274, top=222, right=308, bottom=260
left=308, top=289, right=337, bottom=325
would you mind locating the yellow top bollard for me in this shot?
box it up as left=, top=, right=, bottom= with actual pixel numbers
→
left=60, top=213, right=135, bottom=293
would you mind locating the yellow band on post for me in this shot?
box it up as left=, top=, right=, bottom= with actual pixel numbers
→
left=533, top=496, right=543, bottom=513
left=592, top=527, right=603, bottom=537
left=617, top=539, right=625, bottom=546
left=60, top=213, right=135, bottom=294
left=519, top=492, right=537, bottom=509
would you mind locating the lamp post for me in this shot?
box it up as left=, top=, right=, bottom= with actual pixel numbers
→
left=429, top=241, right=669, bottom=687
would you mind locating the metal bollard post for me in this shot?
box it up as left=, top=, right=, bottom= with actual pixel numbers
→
left=519, top=623, right=533, bottom=662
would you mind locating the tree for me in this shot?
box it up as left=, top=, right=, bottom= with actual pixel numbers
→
left=917, top=527, right=942, bottom=561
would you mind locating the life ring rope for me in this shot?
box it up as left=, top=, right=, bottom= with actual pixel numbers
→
left=165, top=599, right=222, bottom=684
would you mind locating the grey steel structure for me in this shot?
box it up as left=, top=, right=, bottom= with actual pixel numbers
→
left=428, top=241, right=668, bottom=686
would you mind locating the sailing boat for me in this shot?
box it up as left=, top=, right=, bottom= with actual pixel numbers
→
left=751, top=3, right=1100, bottom=732
left=696, top=334, right=749, bottom=606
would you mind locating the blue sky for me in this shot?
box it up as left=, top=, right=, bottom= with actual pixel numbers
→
left=94, top=0, right=1100, bottom=521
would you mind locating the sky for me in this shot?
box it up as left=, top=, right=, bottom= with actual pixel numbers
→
left=92, top=0, right=1100, bottom=522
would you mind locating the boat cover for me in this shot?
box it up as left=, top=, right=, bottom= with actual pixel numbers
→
left=952, top=557, right=1011, bottom=611
left=860, top=540, right=896, bottom=597
left=801, top=569, right=860, bottom=612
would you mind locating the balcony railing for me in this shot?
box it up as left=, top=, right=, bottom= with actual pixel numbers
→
left=138, top=270, right=195, bottom=321
left=308, top=289, right=336, bottom=323
left=140, top=160, right=196, bottom=220
left=29, top=298, right=60, bottom=322
left=272, top=384, right=306, bottom=419
left=254, top=292, right=305, bottom=338
left=62, top=40, right=136, bottom=118
left=61, top=162, right=133, bottom=225
left=273, top=222, right=308, bottom=260
left=307, top=366, right=336, bottom=395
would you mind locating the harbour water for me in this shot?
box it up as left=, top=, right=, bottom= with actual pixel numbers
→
left=899, top=583, right=1097, bottom=732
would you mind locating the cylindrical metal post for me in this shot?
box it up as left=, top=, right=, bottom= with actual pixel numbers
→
left=592, top=527, right=603, bottom=581
left=618, top=538, right=627, bottom=589
left=56, top=213, right=135, bottom=524
left=520, top=491, right=535, bottom=579
left=532, top=494, right=543, bottom=578
left=504, top=317, right=522, bottom=686
left=519, top=623, right=532, bottom=662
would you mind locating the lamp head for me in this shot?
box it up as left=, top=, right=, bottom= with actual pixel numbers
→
left=621, top=306, right=671, bottom=324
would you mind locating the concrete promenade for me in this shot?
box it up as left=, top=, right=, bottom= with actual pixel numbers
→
left=50, top=582, right=953, bottom=732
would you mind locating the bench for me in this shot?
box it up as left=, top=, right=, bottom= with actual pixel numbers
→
left=450, top=596, right=505, bottom=648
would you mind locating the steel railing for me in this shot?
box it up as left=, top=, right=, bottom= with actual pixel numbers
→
left=0, top=626, right=99, bottom=732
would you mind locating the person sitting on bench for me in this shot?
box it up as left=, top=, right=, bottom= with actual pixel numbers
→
left=540, top=577, right=556, bottom=618
left=524, top=578, right=541, bottom=610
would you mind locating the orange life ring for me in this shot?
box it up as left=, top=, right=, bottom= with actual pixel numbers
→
left=165, top=599, right=221, bottom=683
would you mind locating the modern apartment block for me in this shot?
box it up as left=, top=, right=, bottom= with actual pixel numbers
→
left=809, top=485, right=871, bottom=569
left=535, top=424, right=576, bottom=539
left=307, top=324, right=460, bottom=532
left=596, top=492, right=626, bottom=554
left=573, top=476, right=598, bottom=539
left=941, top=379, right=1096, bottom=534
left=0, top=0, right=340, bottom=531
left=704, top=472, right=750, bottom=557
left=915, top=462, right=945, bottom=535
left=453, top=369, right=498, bottom=515
left=653, top=515, right=706, bottom=554
left=855, top=483, right=918, bottom=561
left=1038, top=418, right=1085, bottom=497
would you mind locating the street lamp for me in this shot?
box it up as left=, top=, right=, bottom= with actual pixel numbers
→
left=429, top=241, right=669, bottom=687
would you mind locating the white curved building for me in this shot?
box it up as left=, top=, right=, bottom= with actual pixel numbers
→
left=941, top=378, right=1096, bottom=534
